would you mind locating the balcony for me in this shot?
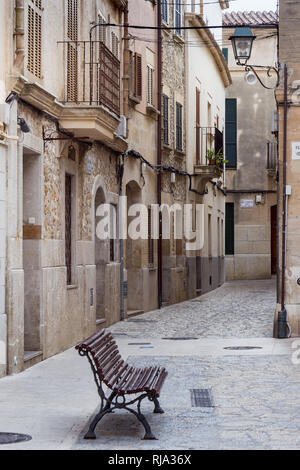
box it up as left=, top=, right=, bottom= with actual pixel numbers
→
left=194, top=127, right=224, bottom=193
left=267, top=141, right=277, bottom=176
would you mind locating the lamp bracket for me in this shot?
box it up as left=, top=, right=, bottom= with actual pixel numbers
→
left=239, top=63, right=280, bottom=90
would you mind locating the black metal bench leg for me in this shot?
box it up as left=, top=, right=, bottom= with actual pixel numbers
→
left=84, top=409, right=111, bottom=440
left=153, top=397, right=165, bottom=414
left=125, top=407, right=157, bottom=440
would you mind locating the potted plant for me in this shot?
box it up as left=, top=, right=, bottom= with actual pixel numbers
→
left=207, top=150, right=228, bottom=176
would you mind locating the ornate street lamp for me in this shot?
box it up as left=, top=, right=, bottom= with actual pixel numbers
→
left=230, top=26, right=280, bottom=90
left=230, top=27, right=256, bottom=66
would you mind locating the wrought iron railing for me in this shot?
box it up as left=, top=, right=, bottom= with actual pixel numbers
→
left=59, top=40, right=120, bottom=115
left=267, top=141, right=277, bottom=170
left=196, top=127, right=224, bottom=165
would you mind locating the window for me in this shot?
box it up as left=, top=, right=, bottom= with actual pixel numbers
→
left=225, top=98, right=237, bottom=168
left=176, top=102, right=183, bottom=151
left=175, top=0, right=182, bottom=36
left=147, top=65, right=154, bottom=106
left=27, top=0, right=42, bottom=78
left=163, top=94, right=169, bottom=145
left=222, top=47, right=228, bottom=64
left=111, top=32, right=119, bottom=59
left=225, top=203, right=234, bottom=255
left=162, top=0, right=168, bottom=23
left=148, top=207, right=154, bottom=266
left=66, top=0, right=79, bottom=102
left=98, top=12, right=107, bottom=45
left=129, top=52, right=142, bottom=100
left=196, top=88, right=200, bottom=163
left=65, top=174, right=73, bottom=285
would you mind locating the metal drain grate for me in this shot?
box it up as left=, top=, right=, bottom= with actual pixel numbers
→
left=223, top=346, right=263, bottom=351
left=162, top=337, right=198, bottom=341
left=0, top=433, right=32, bottom=445
left=190, top=389, right=215, bottom=408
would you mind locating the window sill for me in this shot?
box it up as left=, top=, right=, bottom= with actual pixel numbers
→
left=146, top=104, right=160, bottom=116
left=148, top=266, right=157, bottom=272
left=129, top=95, right=141, bottom=105
left=163, top=143, right=172, bottom=152
left=174, top=148, right=185, bottom=157
left=173, top=32, right=184, bottom=44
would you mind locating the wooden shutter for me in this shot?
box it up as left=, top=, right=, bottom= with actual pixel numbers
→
left=147, top=66, right=154, bottom=105
left=27, top=0, right=42, bottom=78
left=135, top=53, right=142, bottom=100
left=163, top=94, right=169, bottom=145
left=176, top=102, right=183, bottom=151
left=196, top=88, right=200, bottom=163
left=98, top=13, right=107, bottom=45
left=225, top=98, right=237, bottom=168
left=225, top=203, right=234, bottom=255
left=67, top=0, right=78, bottom=102
left=65, top=174, right=72, bottom=285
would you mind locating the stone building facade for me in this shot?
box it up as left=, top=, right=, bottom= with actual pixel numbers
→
left=274, top=0, right=300, bottom=337
left=185, top=2, right=231, bottom=298
left=222, top=11, right=278, bottom=281
left=0, top=0, right=233, bottom=378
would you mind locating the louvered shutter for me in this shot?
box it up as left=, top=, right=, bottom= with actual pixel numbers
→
left=196, top=88, right=200, bottom=163
left=225, top=203, right=234, bottom=255
left=163, top=94, right=169, bottom=145
left=67, top=0, right=78, bottom=102
left=225, top=98, right=237, bottom=168
left=176, top=102, right=183, bottom=151
left=147, top=66, right=153, bottom=106
left=27, top=0, right=42, bottom=78
left=135, top=53, right=142, bottom=100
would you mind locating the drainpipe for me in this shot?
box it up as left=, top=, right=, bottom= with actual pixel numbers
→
left=157, top=0, right=162, bottom=309
left=278, top=63, right=289, bottom=338
left=14, top=0, right=25, bottom=69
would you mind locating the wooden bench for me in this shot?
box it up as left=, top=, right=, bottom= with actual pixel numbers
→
left=75, top=329, right=168, bottom=440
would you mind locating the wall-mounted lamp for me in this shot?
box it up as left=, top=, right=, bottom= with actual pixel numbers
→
left=18, top=117, right=30, bottom=133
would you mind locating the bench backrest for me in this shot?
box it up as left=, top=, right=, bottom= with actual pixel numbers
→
left=75, top=329, right=125, bottom=384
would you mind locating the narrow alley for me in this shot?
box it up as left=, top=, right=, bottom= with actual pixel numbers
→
left=0, top=280, right=298, bottom=450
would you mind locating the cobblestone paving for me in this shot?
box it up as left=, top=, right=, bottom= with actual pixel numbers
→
left=109, top=279, right=276, bottom=339
left=74, top=354, right=300, bottom=450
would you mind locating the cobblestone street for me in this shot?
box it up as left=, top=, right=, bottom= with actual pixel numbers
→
left=0, top=279, right=299, bottom=450
left=109, top=279, right=276, bottom=339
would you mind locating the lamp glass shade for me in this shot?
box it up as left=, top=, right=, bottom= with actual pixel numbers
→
left=230, top=27, right=256, bottom=65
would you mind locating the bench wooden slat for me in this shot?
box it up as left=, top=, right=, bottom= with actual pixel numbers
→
left=94, top=343, right=118, bottom=364
left=75, top=329, right=105, bottom=351
left=136, top=366, right=158, bottom=393
left=88, top=333, right=114, bottom=354
left=100, top=354, right=122, bottom=379
left=121, top=368, right=143, bottom=393
left=105, top=362, right=128, bottom=388
left=113, top=366, right=135, bottom=394
left=148, top=369, right=168, bottom=397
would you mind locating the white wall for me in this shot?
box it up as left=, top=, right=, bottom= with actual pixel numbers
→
left=186, top=27, right=227, bottom=173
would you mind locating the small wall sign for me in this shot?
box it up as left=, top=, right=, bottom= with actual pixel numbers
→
left=240, top=199, right=254, bottom=209
left=292, top=142, right=300, bottom=160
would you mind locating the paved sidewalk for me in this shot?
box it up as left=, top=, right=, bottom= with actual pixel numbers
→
left=0, top=280, right=299, bottom=450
